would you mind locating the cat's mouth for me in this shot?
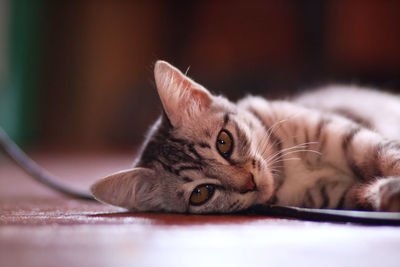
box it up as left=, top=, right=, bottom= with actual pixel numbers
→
left=240, top=174, right=257, bottom=194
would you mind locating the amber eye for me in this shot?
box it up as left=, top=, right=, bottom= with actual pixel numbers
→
left=216, top=130, right=233, bottom=158
left=189, top=184, right=215, bottom=206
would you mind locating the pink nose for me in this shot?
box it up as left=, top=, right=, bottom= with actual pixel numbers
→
left=240, top=174, right=257, bottom=193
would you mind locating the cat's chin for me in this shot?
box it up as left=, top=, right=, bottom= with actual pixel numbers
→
left=252, top=168, right=277, bottom=205
left=254, top=191, right=273, bottom=206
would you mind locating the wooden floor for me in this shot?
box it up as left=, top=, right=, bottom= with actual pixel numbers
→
left=1, top=152, right=400, bottom=267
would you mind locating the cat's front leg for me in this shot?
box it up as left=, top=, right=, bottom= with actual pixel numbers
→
left=343, top=130, right=400, bottom=211
left=350, top=177, right=400, bottom=211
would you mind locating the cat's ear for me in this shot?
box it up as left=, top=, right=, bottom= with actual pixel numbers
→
left=90, top=168, right=161, bottom=211
left=154, top=60, right=212, bottom=127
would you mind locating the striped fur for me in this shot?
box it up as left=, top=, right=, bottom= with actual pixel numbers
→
left=91, top=61, right=400, bottom=213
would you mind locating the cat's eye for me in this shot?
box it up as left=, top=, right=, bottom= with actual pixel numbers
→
left=189, top=184, right=215, bottom=206
left=216, top=130, right=233, bottom=158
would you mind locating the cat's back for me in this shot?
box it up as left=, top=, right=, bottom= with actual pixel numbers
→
left=294, top=85, right=400, bottom=140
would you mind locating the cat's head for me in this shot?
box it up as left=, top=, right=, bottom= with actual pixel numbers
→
left=91, top=60, right=276, bottom=213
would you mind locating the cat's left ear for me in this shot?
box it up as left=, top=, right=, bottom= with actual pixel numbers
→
left=90, top=168, right=162, bottom=211
left=154, top=60, right=213, bottom=127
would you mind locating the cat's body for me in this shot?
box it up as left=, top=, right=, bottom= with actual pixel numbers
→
left=2, top=61, right=400, bottom=213
left=238, top=92, right=397, bottom=211
left=90, top=61, right=400, bottom=213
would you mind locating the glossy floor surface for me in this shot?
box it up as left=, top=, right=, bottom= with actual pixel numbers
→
left=1, top=152, right=400, bottom=267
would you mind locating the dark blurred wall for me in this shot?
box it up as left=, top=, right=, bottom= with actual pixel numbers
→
left=37, top=0, right=400, bottom=150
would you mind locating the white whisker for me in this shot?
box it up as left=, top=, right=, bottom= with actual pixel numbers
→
left=267, top=157, right=300, bottom=167
left=185, top=65, right=191, bottom=76
left=265, top=141, right=321, bottom=164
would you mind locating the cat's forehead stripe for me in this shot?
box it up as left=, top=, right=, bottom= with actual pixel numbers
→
left=223, top=113, right=230, bottom=126
left=176, top=165, right=202, bottom=175
left=145, top=122, right=219, bottom=182
left=182, top=177, right=193, bottom=183
left=198, top=142, right=211, bottom=149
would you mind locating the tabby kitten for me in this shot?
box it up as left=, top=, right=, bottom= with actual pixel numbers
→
left=91, top=60, right=400, bottom=213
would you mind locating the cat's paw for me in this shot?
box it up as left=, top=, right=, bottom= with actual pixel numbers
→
left=378, top=178, right=400, bottom=212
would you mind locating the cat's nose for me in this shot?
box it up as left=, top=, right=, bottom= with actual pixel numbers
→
left=240, top=174, right=257, bottom=194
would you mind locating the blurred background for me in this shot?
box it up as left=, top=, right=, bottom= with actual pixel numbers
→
left=1, top=0, right=400, bottom=152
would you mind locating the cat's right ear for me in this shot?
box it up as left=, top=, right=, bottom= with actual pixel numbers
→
left=90, top=168, right=161, bottom=211
left=154, top=60, right=213, bottom=127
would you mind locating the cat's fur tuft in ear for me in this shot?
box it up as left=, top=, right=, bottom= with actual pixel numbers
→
left=154, top=60, right=212, bottom=127
left=90, top=167, right=160, bottom=210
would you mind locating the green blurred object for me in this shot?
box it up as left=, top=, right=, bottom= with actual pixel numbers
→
left=0, top=0, right=44, bottom=146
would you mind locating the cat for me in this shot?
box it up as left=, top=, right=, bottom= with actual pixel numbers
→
left=90, top=60, right=400, bottom=213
